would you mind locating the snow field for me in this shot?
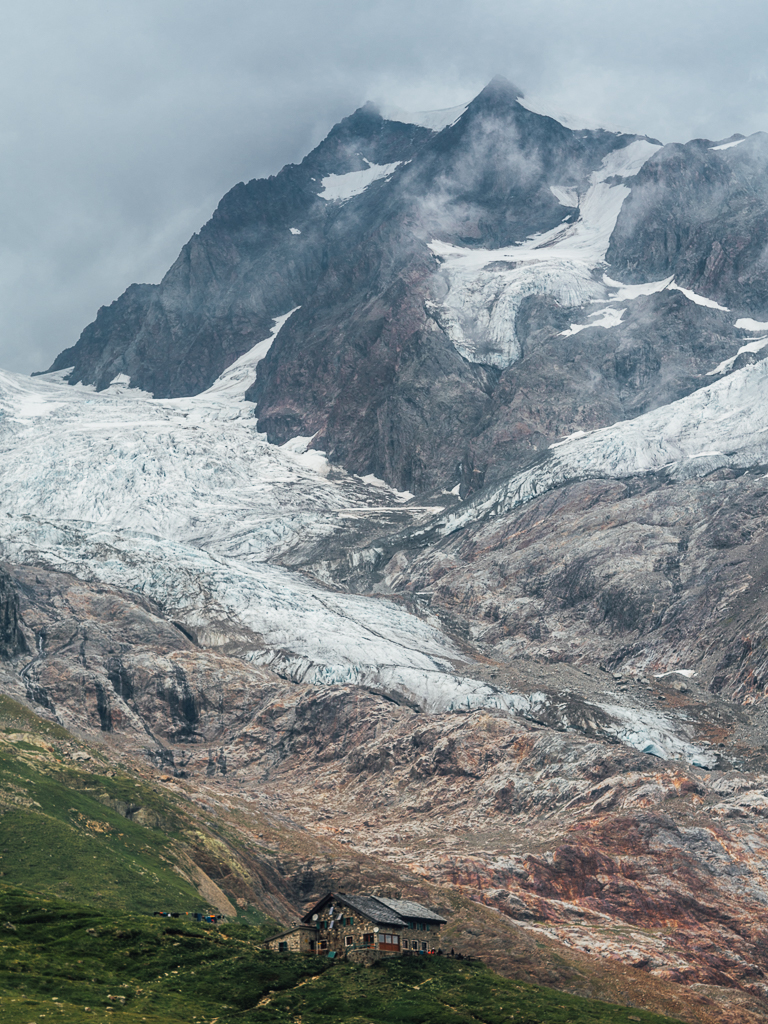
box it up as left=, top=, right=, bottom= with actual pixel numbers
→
left=379, top=102, right=468, bottom=132
left=428, top=140, right=660, bottom=367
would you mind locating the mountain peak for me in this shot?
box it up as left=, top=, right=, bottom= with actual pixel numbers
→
left=474, top=75, right=524, bottom=104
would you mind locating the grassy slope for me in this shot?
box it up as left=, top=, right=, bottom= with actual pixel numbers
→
left=0, top=694, right=274, bottom=924
left=0, top=693, right=205, bottom=913
left=0, top=886, right=681, bottom=1024
left=0, top=693, right=691, bottom=1021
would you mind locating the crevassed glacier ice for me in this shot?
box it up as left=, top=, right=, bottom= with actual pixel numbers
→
left=0, top=366, right=473, bottom=693
left=439, top=357, right=768, bottom=537
left=0, top=361, right=722, bottom=766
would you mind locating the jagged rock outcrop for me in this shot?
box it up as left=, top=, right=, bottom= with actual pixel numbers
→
left=7, top=565, right=281, bottom=750
left=607, top=133, right=768, bottom=313
left=47, top=106, right=432, bottom=398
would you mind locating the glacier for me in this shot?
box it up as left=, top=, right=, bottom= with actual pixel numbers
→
left=0, top=362, right=477, bottom=686
left=0, top=357, right=722, bottom=767
left=0, top=348, right=729, bottom=771
left=428, top=140, right=661, bottom=368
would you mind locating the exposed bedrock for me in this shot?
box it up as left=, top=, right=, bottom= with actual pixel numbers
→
left=5, top=565, right=281, bottom=749
left=365, top=473, right=768, bottom=698
left=607, top=133, right=768, bottom=314
left=0, top=565, right=28, bottom=659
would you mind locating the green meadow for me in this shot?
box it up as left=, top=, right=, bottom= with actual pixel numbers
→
left=0, top=695, right=680, bottom=1023
left=0, top=887, right=680, bottom=1024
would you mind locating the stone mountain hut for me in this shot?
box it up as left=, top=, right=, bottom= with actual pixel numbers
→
left=263, top=892, right=447, bottom=958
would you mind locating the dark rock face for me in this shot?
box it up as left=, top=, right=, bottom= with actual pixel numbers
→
left=449, top=289, right=738, bottom=489
left=48, top=106, right=433, bottom=397
left=607, top=133, right=768, bottom=314
left=0, top=567, right=27, bottom=659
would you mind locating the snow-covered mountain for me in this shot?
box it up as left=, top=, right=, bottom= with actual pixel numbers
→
left=3, top=70, right=765, bottom=758
left=44, top=76, right=768, bottom=499
left=4, top=77, right=768, bottom=1017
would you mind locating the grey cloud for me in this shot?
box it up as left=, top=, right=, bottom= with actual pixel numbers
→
left=2, top=0, right=768, bottom=372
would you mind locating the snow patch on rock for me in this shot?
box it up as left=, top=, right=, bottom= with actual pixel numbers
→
left=379, top=103, right=468, bottom=132
left=516, top=95, right=628, bottom=134
left=602, top=274, right=674, bottom=299
left=560, top=307, right=626, bottom=336
left=710, top=138, right=746, bottom=151
left=201, top=307, right=300, bottom=402
left=319, top=160, right=402, bottom=201
left=707, top=336, right=768, bottom=376
left=668, top=282, right=729, bottom=311
left=549, top=185, right=578, bottom=208
left=601, top=274, right=728, bottom=311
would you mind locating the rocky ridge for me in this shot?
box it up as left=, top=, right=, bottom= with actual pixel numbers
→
left=44, top=78, right=768, bottom=495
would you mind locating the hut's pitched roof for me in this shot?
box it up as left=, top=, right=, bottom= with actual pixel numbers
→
left=301, top=891, right=404, bottom=926
left=373, top=896, right=448, bottom=924
left=300, top=892, right=447, bottom=927
left=340, top=894, right=409, bottom=926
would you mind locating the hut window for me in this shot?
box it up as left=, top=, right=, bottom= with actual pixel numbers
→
left=363, top=933, right=374, bottom=945
left=278, top=941, right=288, bottom=952
left=345, top=935, right=353, bottom=946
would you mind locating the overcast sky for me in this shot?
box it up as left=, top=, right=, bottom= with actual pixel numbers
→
left=3, top=0, right=768, bottom=374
